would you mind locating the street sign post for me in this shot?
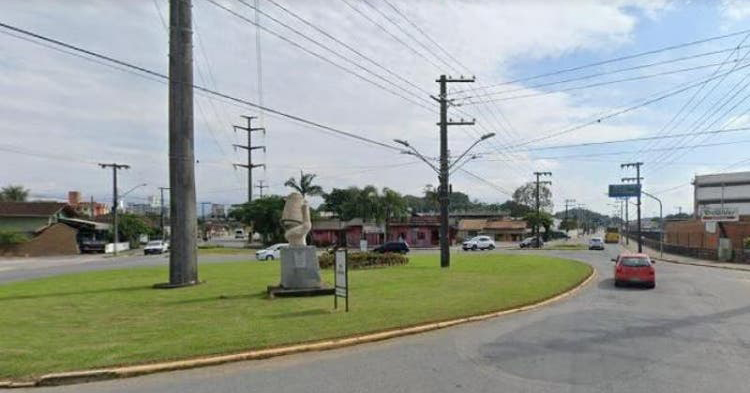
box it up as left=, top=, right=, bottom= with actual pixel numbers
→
left=608, top=184, right=641, bottom=198
left=334, top=249, right=348, bottom=312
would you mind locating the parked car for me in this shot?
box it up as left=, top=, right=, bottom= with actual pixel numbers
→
left=612, top=253, right=655, bottom=288
left=144, top=240, right=169, bottom=255
left=520, top=236, right=543, bottom=248
left=80, top=238, right=107, bottom=253
left=589, top=237, right=605, bottom=250
left=373, top=241, right=410, bottom=254
left=234, top=229, right=245, bottom=239
left=255, top=243, right=289, bottom=260
left=462, top=235, right=496, bottom=251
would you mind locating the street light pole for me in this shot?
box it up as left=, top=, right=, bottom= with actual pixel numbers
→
left=99, top=163, right=130, bottom=256
left=642, top=190, right=663, bottom=258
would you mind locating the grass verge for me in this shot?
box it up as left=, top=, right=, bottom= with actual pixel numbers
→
left=0, top=253, right=590, bottom=380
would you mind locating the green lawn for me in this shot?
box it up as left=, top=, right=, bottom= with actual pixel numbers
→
left=0, top=253, right=591, bottom=380
left=546, top=243, right=588, bottom=250
left=197, top=247, right=257, bottom=255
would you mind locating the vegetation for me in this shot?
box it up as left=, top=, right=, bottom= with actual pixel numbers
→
left=0, top=253, right=591, bottom=380
left=0, top=185, right=29, bottom=202
left=116, top=214, right=154, bottom=246
left=284, top=171, right=323, bottom=197
left=0, top=230, right=29, bottom=246
left=513, top=182, right=553, bottom=211
left=524, top=211, right=554, bottom=240
left=318, top=251, right=409, bottom=269
left=229, top=196, right=286, bottom=245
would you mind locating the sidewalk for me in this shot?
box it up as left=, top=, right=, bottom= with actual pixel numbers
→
left=620, top=241, right=750, bottom=272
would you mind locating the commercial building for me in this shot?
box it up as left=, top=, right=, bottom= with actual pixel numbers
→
left=693, top=171, right=750, bottom=217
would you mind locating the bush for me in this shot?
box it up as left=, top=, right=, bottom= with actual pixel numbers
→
left=318, top=251, right=409, bottom=269
left=0, top=230, right=29, bottom=246
left=744, top=237, right=750, bottom=249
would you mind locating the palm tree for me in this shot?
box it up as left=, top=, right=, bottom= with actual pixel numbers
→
left=0, top=185, right=29, bottom=202
left=381, top=187, right=407, bottom=242
left=284, top=171, right=323, bottom=198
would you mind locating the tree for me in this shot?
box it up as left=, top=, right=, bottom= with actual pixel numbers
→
left=284, top=171, right=323, bottom=197
left=524, top=211, right=553, bottom=240
left=229, top=196, right=285, bottom=245
left=499, top=200, right=533, bottom=217
left=513, top=182, right=553, bottom=211
left=321, top=187, right=361, bottom=220
left=0, top=185, right=29, bottom=202
left=117, top=214, right=154, bottom=245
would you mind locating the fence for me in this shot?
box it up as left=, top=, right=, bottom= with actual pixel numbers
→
left=625, top=234, right=750, bottom=262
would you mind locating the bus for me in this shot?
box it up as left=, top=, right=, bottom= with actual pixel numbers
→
left=604, top=227, right=620, bottom=244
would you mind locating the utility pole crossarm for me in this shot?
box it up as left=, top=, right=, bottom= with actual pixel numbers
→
left=233, top=163, right=266, bottom=170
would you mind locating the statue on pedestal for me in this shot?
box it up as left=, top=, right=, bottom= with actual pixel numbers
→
left=268, top=192, right=333, bottom=298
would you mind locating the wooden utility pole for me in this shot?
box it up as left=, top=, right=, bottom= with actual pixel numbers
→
left=158, top=0, right=198, bottom=288
left=435, top=74, right=475, bottom=268
left=233, top=115, right=265, bottom=203
left=99, top=163, right=129, bottom=256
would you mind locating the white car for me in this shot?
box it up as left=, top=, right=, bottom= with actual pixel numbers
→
left=255, top=243, right=289, bottom=260
left=144, top=240, right=169, bottom=255
left=462, top=235, right=496, bottom=251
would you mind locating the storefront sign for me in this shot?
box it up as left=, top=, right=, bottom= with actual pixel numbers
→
left=701, top=207, right=739, bottom=222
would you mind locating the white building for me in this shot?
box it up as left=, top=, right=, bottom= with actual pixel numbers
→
left=693, top=171, right=750, bottom=217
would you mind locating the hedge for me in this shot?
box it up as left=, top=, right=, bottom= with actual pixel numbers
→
left=319, top=251, right=409, bottom=269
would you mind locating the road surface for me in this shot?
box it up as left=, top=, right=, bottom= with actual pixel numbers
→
left=12, top=244, right=750, bottom=392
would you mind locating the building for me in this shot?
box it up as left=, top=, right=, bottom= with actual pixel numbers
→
left=457, top=218, right=528, bottom=242
left=693, top=171, right=750, bottom=217
left=210, top=204, right=226, bottom=219
left=311, top=215, right=458, bottom=248
left=67, top=191, right=108, bottom=217
left=0, top=201, right=107, bottom=256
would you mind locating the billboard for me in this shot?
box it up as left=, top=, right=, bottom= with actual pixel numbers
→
left=608, top=184, right=641, bottom=198
left=700, top=207, right=739, bottom=222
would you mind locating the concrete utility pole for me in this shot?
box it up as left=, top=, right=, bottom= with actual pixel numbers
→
left=256, top=180, right=268, bottom=198
left=160, top=0, right=199, bottom=288
left=624, top=197, right=630, bottom=245
left=642, top=190, right=663, bottom=258
left=622, top=161, right=644, bottom=253
left=577, top=203, right=587, bottom=234
left=233, top=115, right=266, bottom=203
left=99, top=163, right=129, bottom=256
left=434, top=74, right=475, bottom=268
left=564, top=198, right=576, bottom=232
left=158, top=187, right=169, bottom=241
left=533, top=172, right=552, bottom=247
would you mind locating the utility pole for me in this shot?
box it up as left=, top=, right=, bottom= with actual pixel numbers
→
left=158, top=187, right=170, bottom=242
left=624, top=197, right=630, bottom=245
left=533, top=171, right=552, bottom=247
left=99, top=163, right=129, bottom=256
left=577, top=203, right=587, bottom=234
left=200, top=201, right=212, bottom=240
left=434, top=74, right=475, bottom=268
left=564, top=198, right=576, bottom=233
left=256, top=180, right=268, bottom=198
left=160, top=0, right=198, bottom=288
left=233, top=115, right=265, bottom=203
left=622, top=161, right=644, bottom=253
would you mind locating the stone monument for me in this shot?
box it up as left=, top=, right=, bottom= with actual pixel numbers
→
left=267, top=192, right=333, bottom=298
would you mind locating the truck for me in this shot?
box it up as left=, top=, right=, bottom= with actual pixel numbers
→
left=604, top=227, right=620, bottom=244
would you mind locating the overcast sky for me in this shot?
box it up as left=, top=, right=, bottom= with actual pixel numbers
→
left=2, top=0, right=750, bottom=217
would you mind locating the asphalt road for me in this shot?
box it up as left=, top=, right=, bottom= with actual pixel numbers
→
left=13, top=244, right=750, bottom=392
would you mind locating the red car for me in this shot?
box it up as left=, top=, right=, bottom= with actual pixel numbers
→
left=612, top=253, right=655, bottom=288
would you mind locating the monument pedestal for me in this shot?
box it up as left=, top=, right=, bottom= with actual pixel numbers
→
left=267, top=246, right=333, bottom=298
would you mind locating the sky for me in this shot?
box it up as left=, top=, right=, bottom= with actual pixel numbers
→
left=1, top=0, right=750, bottom=219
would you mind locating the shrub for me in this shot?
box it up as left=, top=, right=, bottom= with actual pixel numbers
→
left=744, top=237, right=750, bottom=249
left=0, top=230, right=29, bottom=246
left=318, top=251, right=409, bottom=269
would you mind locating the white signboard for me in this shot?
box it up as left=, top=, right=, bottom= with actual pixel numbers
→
left=701, top=207, right=739, bottom=222
left=334, top=250, right=348, bottom=311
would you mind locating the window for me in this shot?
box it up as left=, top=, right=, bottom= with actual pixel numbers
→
left=417, top=232, right=426, bottom=240
left=621, top=257, right=651, bottom=267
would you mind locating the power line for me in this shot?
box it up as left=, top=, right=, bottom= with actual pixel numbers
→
left=457, top=44, right=750, bottom=101
left=509, top=62, right=750, bottom=148
left=459, top=58, right=750, bottom=105
left=208, top=0, right=435, bottom=112
left=453, top=27, right=750, bottom=94
left=0, top=21, right=404, bottom=153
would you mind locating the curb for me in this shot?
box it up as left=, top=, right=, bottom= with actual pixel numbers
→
left=1, top=267, right=595, bottom=388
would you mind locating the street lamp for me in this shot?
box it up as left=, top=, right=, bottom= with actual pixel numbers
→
left=449, top=133, right=495, bottom=170
left=119, top=183, right=147, bottom=211
left=393, top=139, right=439, bottom=173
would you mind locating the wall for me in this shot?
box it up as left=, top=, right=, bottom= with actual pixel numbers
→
left=664, top=218, right=750, bottom=261
left=0, top=216, right=51, bottom=233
